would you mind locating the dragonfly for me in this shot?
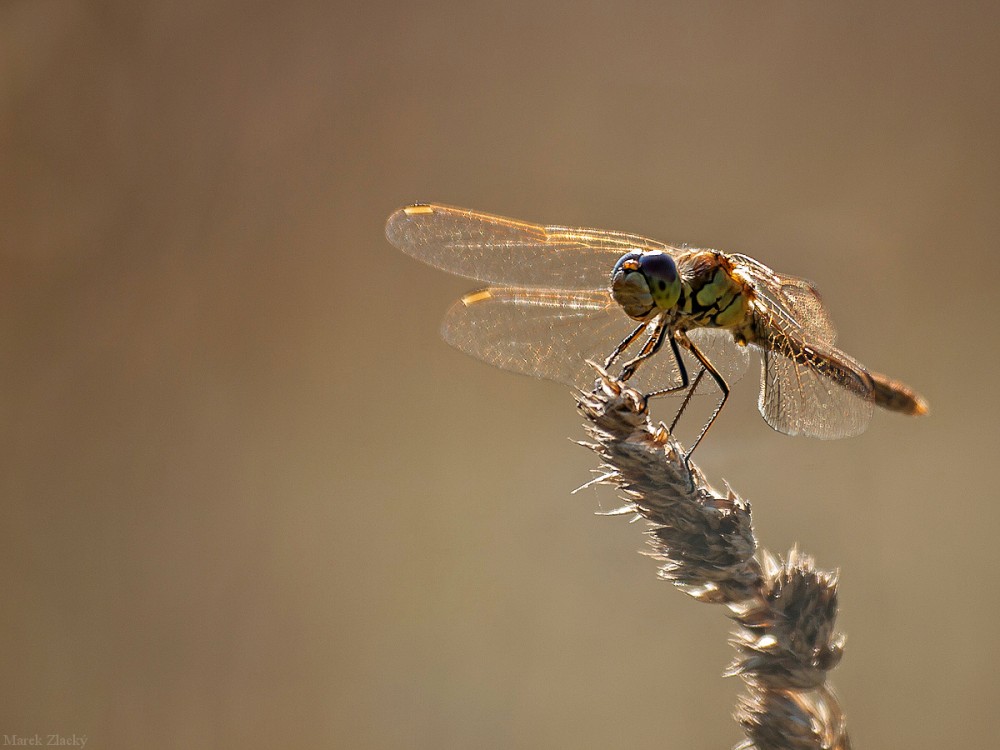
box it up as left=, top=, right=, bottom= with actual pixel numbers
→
left=385, top=203, right=928, bottom=456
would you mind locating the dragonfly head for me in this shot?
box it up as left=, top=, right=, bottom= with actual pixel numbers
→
left=611, top=251, right=681, bottom=320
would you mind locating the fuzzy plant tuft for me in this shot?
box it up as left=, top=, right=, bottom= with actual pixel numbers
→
left=576, top=370, right=851, bottom=750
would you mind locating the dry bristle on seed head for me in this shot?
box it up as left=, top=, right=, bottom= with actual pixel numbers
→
left=576, top=375, right=851, bottom=749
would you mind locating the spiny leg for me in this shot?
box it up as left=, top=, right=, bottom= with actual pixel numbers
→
left=602, top=322, right=648, bottom=371
left=644, top=335, right=705, bottom=438
left=644, top=333, right=690, bottom=399
left=668, top=367, right=706, bottom=433
left=675, top=330, right=730, bottom=461
left=619, top=317, right=668, bottom=382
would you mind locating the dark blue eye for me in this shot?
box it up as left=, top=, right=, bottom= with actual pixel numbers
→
left=638, top=252, right=677, bottom=284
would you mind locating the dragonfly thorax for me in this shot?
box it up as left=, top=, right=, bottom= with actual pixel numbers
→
left=676, top=250, right=753, bottom=332
left=610, top=250, right=681, bottom=320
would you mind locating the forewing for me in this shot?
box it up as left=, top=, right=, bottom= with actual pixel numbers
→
left=731, top=254, right=837, bottom=345
left=386, top=203, right=671, bottom=289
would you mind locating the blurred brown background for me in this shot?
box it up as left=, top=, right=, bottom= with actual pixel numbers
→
left=1, top=2, right=997, bottom=748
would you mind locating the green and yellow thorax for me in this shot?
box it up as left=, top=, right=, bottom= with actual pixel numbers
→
left=674, top=250, right=753, bottom=333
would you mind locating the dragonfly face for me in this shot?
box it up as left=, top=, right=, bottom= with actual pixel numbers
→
left=611, top=251, right=681, bottom=320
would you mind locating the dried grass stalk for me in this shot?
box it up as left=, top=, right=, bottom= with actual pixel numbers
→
left=576, top=370, right=851, bottom=750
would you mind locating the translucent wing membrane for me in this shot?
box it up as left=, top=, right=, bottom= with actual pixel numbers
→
left=731, top=254, right=837, bottom=345
left=441, top=289, right=632, bottom=386
left=442, top=287, right=750, bottom=392
left=386, top=203, right=672, bottom=289
left=753, top=311, right=875, bottom=438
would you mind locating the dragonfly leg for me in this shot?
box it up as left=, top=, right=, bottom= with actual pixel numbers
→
left=674, top=330, right=730, bottom=463
left=667, top=367, right=706, bottom=433
left=643, top=333, right=690, bottom=399
left=641, top=333, right=707, bottom=440
left=602, top=322, right=648, bottom=371
left=619, top=318, right=667, bottom=382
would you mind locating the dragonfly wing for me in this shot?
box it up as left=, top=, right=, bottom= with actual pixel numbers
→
left=386, top=203, right=672, bottom=289
left=731, top=254, right=837, bottom=345
left=755, top=329, right=874, bottom=439
left=776, top=277, right=836, bottom=343
left=441, top=288, right=639, bottom=387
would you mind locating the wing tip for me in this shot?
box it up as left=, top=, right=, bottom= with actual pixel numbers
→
left=385, top=203, right=433, bottom=244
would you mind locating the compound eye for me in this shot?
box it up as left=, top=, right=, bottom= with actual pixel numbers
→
left=638, top=252, right=677, bottom=289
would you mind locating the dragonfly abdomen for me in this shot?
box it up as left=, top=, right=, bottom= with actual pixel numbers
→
left=756, top=322, right=928, bottom=415
left=762, top=327, right=874, bottom=397
left=870, top=374, right=929, bottom=415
